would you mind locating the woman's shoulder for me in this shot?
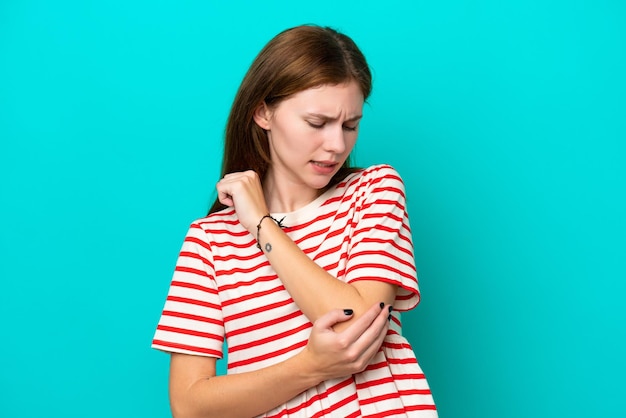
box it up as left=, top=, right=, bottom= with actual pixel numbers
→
left=188, top=207, right=241, bottom=233
left=342, top=164, right=405, bottom=189
left=358, top=163, right=402, bottom=178
left=328, top=164, right=407, bottom=207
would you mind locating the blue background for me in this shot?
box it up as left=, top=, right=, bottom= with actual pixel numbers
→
left=1, top=1, right=624, bottom=417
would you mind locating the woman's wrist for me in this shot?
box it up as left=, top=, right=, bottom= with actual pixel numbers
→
left=291, top=347, right=326, bottom=387
left=256, top=214, right=286, bottom=250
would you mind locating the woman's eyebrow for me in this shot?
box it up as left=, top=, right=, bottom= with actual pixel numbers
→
left=306, top=112, right=363, bottom=122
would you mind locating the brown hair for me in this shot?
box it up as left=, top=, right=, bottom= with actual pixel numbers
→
left=209, top=25, right=372, bottom=214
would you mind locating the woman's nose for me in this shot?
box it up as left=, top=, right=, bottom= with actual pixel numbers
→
left=323, top=125, right=347, bottom=154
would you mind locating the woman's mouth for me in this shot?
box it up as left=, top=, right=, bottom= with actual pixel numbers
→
left=310, top=160, right=338, bottom=174
left=312, top=161, right=336, bottom=168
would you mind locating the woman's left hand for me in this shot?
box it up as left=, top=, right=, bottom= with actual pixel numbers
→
left=216, top=170, right=269, bottom=232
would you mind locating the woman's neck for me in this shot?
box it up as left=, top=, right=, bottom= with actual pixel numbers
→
left=263, top=171, right=322, bottom=213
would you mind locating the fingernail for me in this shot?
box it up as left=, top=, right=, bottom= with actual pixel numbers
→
left=379, top=302, right=385, bottom=309
left=388, top=314, right=392, bottom=321
left=388, top=306, right=394, bottom=313
left=343, top=309, right=354, bottom=315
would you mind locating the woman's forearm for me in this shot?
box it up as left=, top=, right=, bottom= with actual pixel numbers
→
left=171, top=352, right=320, bottom=418
left=256, top=218, right=396, bottom=326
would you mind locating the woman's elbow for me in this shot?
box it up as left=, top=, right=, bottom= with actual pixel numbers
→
left=169, top=394, right=191, bottom=418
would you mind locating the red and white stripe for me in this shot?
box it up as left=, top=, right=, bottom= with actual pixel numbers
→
left=153, top=164, right=437, bottom=416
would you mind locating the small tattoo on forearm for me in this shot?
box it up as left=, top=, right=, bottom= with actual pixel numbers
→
left=264, top=243, right=272, bottom=252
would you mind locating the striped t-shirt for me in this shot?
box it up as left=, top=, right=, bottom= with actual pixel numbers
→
left=153, top=164, right=437, bottom=417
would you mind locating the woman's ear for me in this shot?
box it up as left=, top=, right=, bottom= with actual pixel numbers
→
left=253, top=102, right=271, bottom=130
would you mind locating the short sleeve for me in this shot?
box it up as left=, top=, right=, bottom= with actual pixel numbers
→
left=344, top=166, right=420, bottom=311
left=152, top=222, right=225, bottom=357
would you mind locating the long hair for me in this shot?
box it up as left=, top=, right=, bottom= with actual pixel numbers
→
left=208, top=25, right=372, bottom=214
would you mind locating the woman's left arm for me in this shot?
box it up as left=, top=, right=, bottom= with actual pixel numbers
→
left=256, top=218, right=397, bottom=330
left=216, top=170, right=401, bottom=330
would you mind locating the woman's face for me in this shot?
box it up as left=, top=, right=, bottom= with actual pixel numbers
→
left=255, top=81, right=364, bottom=194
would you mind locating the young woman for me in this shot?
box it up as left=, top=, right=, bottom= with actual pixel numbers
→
left=152, top=25, right=437, bottom=417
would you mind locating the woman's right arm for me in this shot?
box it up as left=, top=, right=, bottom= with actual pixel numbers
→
left=169, top=302, right=390, bottom=418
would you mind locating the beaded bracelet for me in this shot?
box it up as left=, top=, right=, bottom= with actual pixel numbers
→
left=256, top=214, right=286, bottom=250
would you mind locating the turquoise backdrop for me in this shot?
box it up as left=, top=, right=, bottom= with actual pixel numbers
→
left=1, top=1, right=624, bottom=417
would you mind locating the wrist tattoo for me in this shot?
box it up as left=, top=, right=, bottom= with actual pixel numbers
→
left=256, top=213, right=285, bottom=251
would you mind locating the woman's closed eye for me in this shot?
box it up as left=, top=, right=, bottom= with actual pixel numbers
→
left=307, top=121, right=358, bottom=131
left=307, top=121, right=325, bottom=129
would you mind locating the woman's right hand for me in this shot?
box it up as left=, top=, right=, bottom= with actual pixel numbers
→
left=300, top=302, right=391, bottom=383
